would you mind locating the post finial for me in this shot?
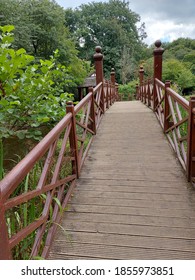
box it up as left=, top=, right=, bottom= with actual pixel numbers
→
left=95, top=46, right=102, bottom=53
left=66, top=101, right=74, bottom=106
left=155, top=40, right=162, bottom=48
left=139, top=65, right=144, bottom=73
left=94, top=46, right=103, bottom=61
left=111, top=68, right=115, bottom=74
left=154, top=40, right=164, bottom=54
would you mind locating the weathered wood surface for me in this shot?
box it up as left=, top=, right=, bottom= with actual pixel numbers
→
left=48, top=101, right=195, bottom=259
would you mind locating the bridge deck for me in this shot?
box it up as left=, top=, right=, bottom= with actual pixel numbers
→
left=49, top=101, right=195, bottom=259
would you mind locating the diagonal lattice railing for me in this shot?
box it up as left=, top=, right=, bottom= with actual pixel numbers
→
left=0, top=80, right=117, bottom=260
left=139, top=77, right=195, bottom=183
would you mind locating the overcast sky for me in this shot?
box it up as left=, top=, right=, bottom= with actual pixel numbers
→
left=55, top=0, right=195, bottom=45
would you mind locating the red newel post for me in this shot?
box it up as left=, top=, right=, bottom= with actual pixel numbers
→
left=153, top=40, right=164, bottom=111
left=0, top=190, right=12, bottom=260
left=94, top=46, right=104, bottom=85
left=94, top=46, right=105, bottom=113
left=187, top=97, right=195, bottom=182
left=66, top=101, right=79, bottom=177
left=164, top=80, right=171, bottom=132
left=139, top=65, right=144, bottom=102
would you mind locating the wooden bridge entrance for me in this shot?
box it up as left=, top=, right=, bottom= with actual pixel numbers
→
left=49, top=101, right=195, bottom=259
left=1, top=42, right=195, bottom=260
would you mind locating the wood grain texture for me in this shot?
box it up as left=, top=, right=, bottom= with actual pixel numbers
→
left=48, top=101, right=195, bottom=259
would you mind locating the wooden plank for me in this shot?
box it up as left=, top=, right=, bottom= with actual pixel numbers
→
left=52, top=231, right=195, bottom=253
left=68, top=204, right=195, bottom=219
left=62, top=212, right=195, bottom=229
left=79, top=173, right=185, bottom=182
left=70, top=197, right=195, bottom=210
left=77, top=178, right=191, bottom=188
left=72, top=189, right=195, bottom=203
left=60, top=220, right=195, bottom=240
left=49, top=243, right=195, bottom=260
left=75, top=184, right=190, bottom=195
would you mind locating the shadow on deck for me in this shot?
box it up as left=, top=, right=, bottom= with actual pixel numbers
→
left=48, top=101, right=195, bottom=260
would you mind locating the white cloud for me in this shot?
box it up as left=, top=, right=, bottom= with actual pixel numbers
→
left=143, top=17, right=195, bottom=45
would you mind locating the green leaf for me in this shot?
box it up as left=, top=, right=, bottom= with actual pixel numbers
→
left=16, top=131, right=26, bottom=139
left=10, top=101, right=21, bottom=106
left=38, top=116, right=50, bottom=123
left=7, top=109, right=14, bottom=114
left=16, top=48, right=26, bottom=55
left=0, top=100, right=9, bottom=106
left=0, top=25, right=15, bottom=33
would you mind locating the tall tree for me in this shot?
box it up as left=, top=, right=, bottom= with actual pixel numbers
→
left=65, top=0, right=146, bottom=83
left=0, top=0, right=77, bottom=63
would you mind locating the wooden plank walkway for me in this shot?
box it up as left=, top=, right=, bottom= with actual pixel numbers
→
left=48, top=101, right=195, bottom=259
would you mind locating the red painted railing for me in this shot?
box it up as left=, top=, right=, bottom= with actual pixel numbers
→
left=0, top=48, right=117, bottom=260
left=139, top=40, right=195, bottom=183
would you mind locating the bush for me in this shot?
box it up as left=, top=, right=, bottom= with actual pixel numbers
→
left=0, top=25, right=87, bottom=141
left=118, top=80, right=138, bottom=100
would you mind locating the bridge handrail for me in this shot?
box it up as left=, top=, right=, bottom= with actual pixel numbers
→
left=166, top=86, right=189, bottom=111
left=0, top=113, right=72, bottom=200
left=0, top=77, right=117, bottom=260
left=138, top=40, right=195, bottom=182
left=139, top=74, right=195, bottom=182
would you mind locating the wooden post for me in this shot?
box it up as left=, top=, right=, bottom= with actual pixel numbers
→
left=139, top=66, right=144, bottom=102
left=88, top=87, right=96, bottom=134
left=144, top=82, right=147, bottom=104
left=153, top=40, right=164, bottom=111
left=136, top=84, right=139, bottom=100
left=111, top=68, right=115, bottom=83
left=0, top=190, right=12, bottom=260
left=187, top=97, right=195, bottom=182
left=147, top=79, right=151, bottom=107
left=66, top=101, right=79, bottom=178
left=105, top=82, right=109, bottom=109
left=164, top=81, right=171, bottom=133
left=94, top=46, right=105, bottom=114
left=111, top=68, right=116, bottom=103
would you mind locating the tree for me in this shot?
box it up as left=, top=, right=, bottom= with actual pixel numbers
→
left=0, top=0, right=79, bottom=64
left=64, top=0, right=146, bottom=83
left=162, top=59, right=195, bottom=92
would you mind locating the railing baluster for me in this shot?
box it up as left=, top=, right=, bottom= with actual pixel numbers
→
left=164, top=81, right=171, bottom=132
left=187, top=97, right=195, bottom=182
left=66, top=101, right=79, bottom=177
left=89, top=87, right=96, bottom=135
left=0, top=190, right=12, bottom=259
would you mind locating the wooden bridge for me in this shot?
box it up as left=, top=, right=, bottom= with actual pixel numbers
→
left=1, top=42, right=195, bottom=260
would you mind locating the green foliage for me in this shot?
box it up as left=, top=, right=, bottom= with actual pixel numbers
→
left=0, top=25, right=84, bottom=140
left=162, top=59, right=195, bottom=92
left=0, top=0, right=77, bottom=63
left=118, top=79, right=138, bottom=100
left=65, top=0, right=147, bottom=83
